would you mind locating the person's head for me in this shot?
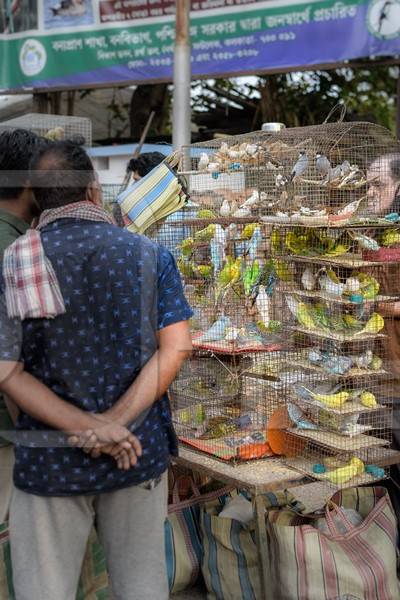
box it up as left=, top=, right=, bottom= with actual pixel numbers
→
left=126, top=152, right=165, bottom=182
left=367, top=153, right=400, bottom=215
left=0, top=128, right=48, bottom=218
left=30, top=140, right=101, bottom=211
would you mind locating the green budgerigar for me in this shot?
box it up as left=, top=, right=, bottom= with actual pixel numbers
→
left=243, top=260, right=260, bottom=296
left=194, top=224, right=217, bottom=242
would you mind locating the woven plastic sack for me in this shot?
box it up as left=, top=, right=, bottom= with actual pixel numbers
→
left=267, top=486, right=399, bottom=600
left=200, top=491, right=261, bottom=600
left=166, top=476, right=234, bottom=593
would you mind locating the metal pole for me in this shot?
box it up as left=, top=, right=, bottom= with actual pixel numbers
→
left=172, top=0, right=191, bottom=154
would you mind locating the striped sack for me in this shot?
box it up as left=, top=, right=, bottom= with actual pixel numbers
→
left=266, top=486, right=399, bottom=600
left=200, top=491, right=261, bottom=600
left=166, top=477, right=234, bottom=594
left=0, top=522, right=110, bottom=600
left=117, top=162, right=188, bottom=234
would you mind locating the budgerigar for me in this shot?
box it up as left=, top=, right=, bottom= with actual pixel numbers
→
left=301, top=267, right=316, bottom=291
left=255, top=285, right=270, bottom=329
left=296, top=302, right=317, bottom=330
left=320, top=457, right=364, bottom=486
left=246, top=227, right=262, bottom=262
left=179, top=237, right=194, bottom=258
left=243, top=261, right=260, bottom=296
left=357, top=312, right=384, bottom=335
left=287, top=403, right=318, bottom=430
left=241, top=223, right=258, bottom=240
left=196, top=316, right=231, bottom=343
left=195, top=224, right=216, bottom=242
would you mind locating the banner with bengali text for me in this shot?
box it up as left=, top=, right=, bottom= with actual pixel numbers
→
left=0, top=0, right=399, bottom=92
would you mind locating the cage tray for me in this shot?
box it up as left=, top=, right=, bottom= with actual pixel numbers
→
left=293, top=289, right=398, bottom=305
left=285, top=254, right=399, bottom=268
left=285, top=358, right=389, bottom=380
left=179, top=434, right=274, bottom=462
left=290, top=326, right=386, bottom=343
left=285, top=457, right=386, bottom=489
left=287, top=428, right=389, bottom=451
left=291, top=396, right=387, bottom=416
left=192, top=333, right=282, bottom=355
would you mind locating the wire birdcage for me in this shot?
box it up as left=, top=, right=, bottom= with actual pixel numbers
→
left=0, top=113, right=92, bottom=146
left=152, top=122, right=400, bottom=484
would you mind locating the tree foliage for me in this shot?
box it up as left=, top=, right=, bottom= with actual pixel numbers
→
left=191, top=63, right=398, bottom=138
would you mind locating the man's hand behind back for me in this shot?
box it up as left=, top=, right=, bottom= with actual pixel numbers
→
left=68, top=420, right=142, bottom=470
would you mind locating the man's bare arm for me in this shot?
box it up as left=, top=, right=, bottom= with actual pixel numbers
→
left=0, top=361, right=104, bottom=432
left=0, top=362, right=142, bottom=467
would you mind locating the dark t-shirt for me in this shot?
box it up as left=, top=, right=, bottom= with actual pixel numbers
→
left=0, top=219, right=192, bottom=495
left=0, top=208, right=29, bottom=445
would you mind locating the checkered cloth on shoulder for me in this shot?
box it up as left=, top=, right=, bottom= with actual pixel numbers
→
left=3, top=202, right=115, bottom=320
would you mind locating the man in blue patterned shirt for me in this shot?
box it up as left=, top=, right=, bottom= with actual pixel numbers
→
left=0, top=141, right=192, bottom=600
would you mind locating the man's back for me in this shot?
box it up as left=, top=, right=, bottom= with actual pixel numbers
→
left=9, top=218, right=191, bottom=495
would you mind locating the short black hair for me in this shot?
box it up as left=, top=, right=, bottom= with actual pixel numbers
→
left=0, top=128, right=45, bottom=201
left=126, top=152, right=165, bottom=177
left=30, top=140, right=95, bottom=210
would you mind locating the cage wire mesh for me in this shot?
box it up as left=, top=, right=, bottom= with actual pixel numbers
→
left=0, top=113, right=92, bottom=146
left=147, top=121, right=400, bottom=486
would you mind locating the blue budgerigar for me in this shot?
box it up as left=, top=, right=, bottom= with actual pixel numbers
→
left=196, top=315, right=231, bottom=343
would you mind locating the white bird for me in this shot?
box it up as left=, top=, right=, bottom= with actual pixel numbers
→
left=207, top=162, right=220, bottom=173
left=301, top=268, right=316, bottom=291
left=285, top=295, right=299, bottom=317
left=256, top=286, right=270, bottom=329
left=220, top=142, right=229, bottom=155
left=228, top=150, right=240, bottom=160
left=246, top=144, right=258, bottom=156
left=290, top=151, right=309, bottom=181
left=242, top=191, right=259, bottom=208
left=198, top=152, right=209, bottom=171
left=220, top=198, right=231, bottom=217
left=233, top=207, right=251, bottom=218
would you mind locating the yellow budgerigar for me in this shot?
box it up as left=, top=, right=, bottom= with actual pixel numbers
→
left=195, top=224, right=217, bottom=241
left=296, top=302, right=317, bottom=330
left=197, top=264, right=214, bottom=279
left=358, top=312, right=385, bottom=335
left=322, top=457, right=365, bottom=486
left=312, top=391, right=350, bottom=409
left=179, top=237, right=195, bottom=257
left=196, top=209, right=217, bottom=219
left=241, top=223, right=258, bottom=240
left=360, top=391, right=378, bottom=408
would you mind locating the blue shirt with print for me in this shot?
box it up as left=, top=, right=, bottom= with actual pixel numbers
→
left=0, top=219, right=192, bottom=496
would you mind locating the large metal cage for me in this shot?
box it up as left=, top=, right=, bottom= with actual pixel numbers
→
left=155, top=121, right=400, bottom=488
left=0, top=113, right=92, bottom=147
